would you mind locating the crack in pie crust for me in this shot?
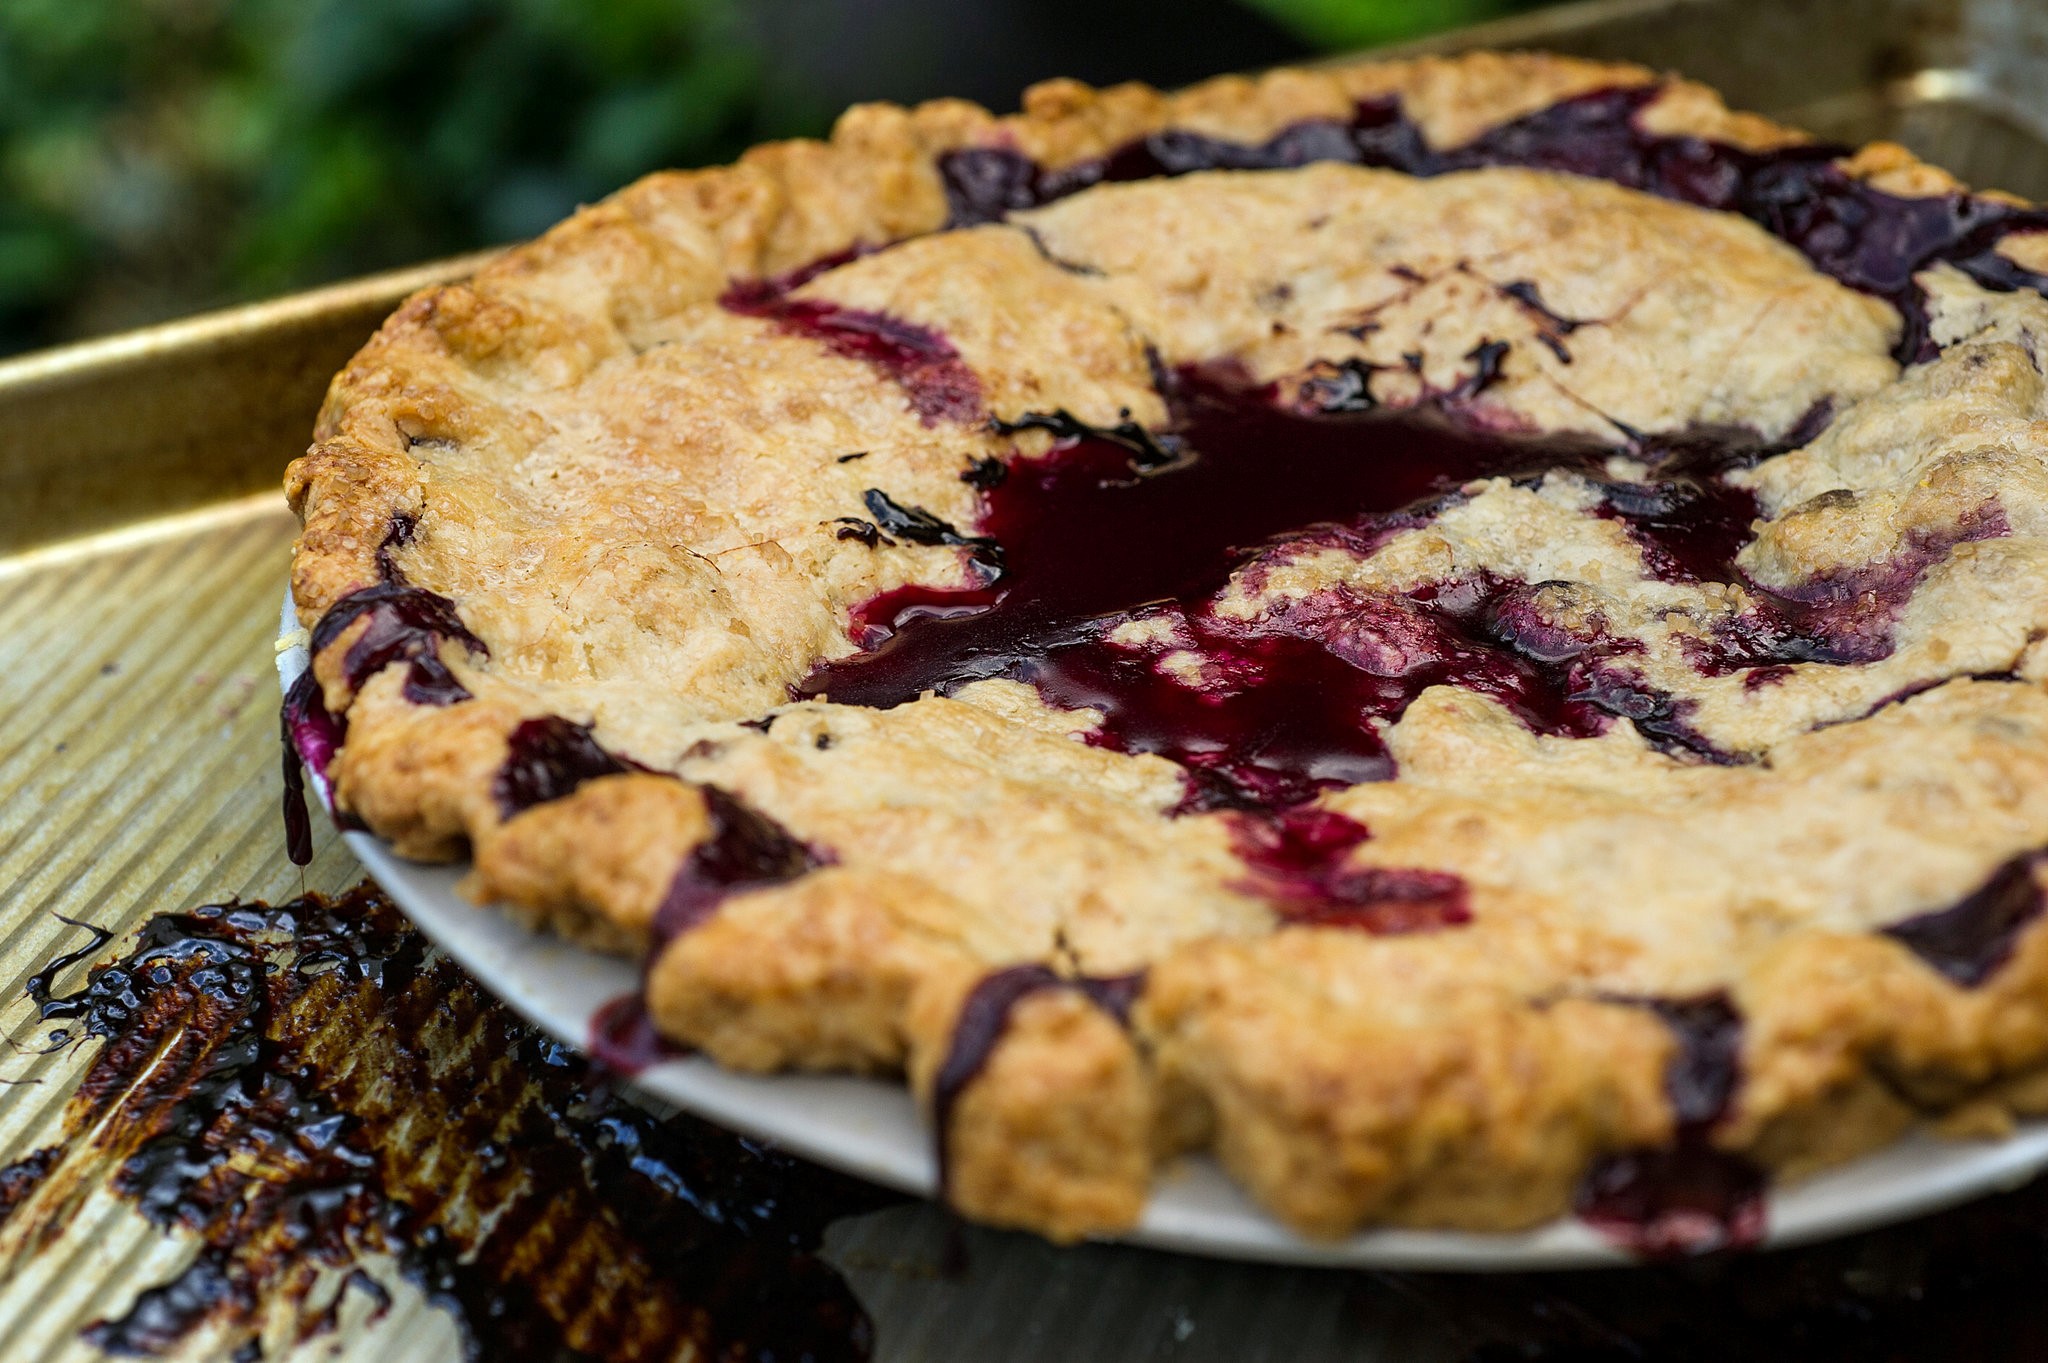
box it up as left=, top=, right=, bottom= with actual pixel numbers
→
left=283, top=50, right=2048, bottom=1249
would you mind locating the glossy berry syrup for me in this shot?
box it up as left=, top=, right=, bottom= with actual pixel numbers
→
left=928, top=964, right=1144, bottom=1193
left=307, top=582, right=487, bottom=705
left=802, top=370, right=1767, bottom=810
left=724, top=277, right=983, bottom=424
left=279, top=584, right=486, bottom=865
left=8, top=886, right=890, bottom=1361
left=1885, top=848, right=2048, bottom=987
left=587, top=992, right=692, bottom=1075
left=1229, top=804, right=1470, bottom=933
left=493, top=715, right=643, bottom=817
left=590, top=785, right=827, bottom=1075
left=280, top=671, right=346, bottom=866
left=1575, top=994, right=1766, bottom=1258
left=940, top=85, right=2048, bottom=363
left=654, top=786, right=825, bottom=941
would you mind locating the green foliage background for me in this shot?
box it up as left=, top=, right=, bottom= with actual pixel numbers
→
left=1241, top=0, right=1516, bottom=47
left=0, top=0, right=1527, bottom=354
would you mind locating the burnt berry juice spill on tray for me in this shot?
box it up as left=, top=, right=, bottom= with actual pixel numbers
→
left=1, top=886, right=891, bottom=1362
left=802, top=368, right=1779, bottom=810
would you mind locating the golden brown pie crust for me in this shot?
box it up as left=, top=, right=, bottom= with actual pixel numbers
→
left=286, top=51, right=2048, bottom=1243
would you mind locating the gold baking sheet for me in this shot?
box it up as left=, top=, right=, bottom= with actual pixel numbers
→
left=4, top=0, right=2048, bottom=1357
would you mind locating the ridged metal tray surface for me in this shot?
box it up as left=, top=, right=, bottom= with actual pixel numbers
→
left=7, top=1, right=2048, bottom=1358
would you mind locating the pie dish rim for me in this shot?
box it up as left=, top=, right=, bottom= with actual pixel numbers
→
left=279, top=592, right=2048, bottom=1268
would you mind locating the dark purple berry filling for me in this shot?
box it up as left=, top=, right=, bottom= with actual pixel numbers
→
left=374, top=512, right=418, bottom=585
left=989, top=407, right=1184, bottom=467
left=280, top=585, right=487, bottom=862
left=1586, top=440, right=1764, bottom=587
left=1229, top=805, right=1470, bottom=933
left=940, top=85, right=2048, bottom=364
left=961, top=455, right=1007, bottom=490
left=654, top=786, right=827, bottom=942
left=1576, top=993, right=1766, bottom=1258
left=859, top=488, right=1003, bottom=574
left=1070, top=970, right=1147, bottom=1026
left=723, top=283, right=982, bottom=425
left=594, top=788, right=829, bottom=1071
left=769, top=83, right=2048, bottom=808
left=1575, top=1144, right=1768, bottom=1261
left=587, top=992, right=692, bottom=1076
left=1498, top=278, right=1586, bottom=363
left=1691, top=503, right=2010, bottom=674
left=493, top=715, right=644, bottom=819
left=308, top=582, right=489, bottom=706
left=929, top=964, right=1145, bottom=1193
left=280, top=670, right=353, bottom=867
left=1648, top=994, right=1746, bottom=1126
left=802, top=369, right=1771, bottom=809
left=940, top=98, right=1429, bottom=226
left=1884, top=849, right=2048, bottom=987
left=720, top=244, right=870, bottom=304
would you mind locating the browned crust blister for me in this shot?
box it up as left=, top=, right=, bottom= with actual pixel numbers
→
left=286, top=50, right=2048, bottom=1243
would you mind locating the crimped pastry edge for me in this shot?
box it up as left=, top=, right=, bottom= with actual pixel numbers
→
left=282, top=49, right=2048, bottom=1245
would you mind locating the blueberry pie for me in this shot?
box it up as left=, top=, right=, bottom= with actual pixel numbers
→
left=285, top=51, right=2048, bottom=1249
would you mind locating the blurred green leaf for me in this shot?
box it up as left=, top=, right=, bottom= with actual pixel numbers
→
left=0, top=0, right=1525, bottom=353
left=0, top=0, right=765, bottom=350
left=1236, top=0, right=1518, bottom=47
left=0, top=218, right=85, bottom=308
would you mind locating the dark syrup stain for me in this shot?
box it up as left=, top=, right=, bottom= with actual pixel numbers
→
left=494, top=715, right=644, bottom=819
left=1884, top=848, right=2048, bottom=987
left=938, top=84, right=2048, bottom=363
left=0, top=1147, right=58, bottom=1223
left=586, top=993, right=692, bottom=1077
left=653, top=785, right=826, bottom=942
left=928, top=964, right=1144, bottom=1194
left=1, top=887, right=893, bottom=1361
left=800, top=368, right=1774, bottom=811
left=375, top=512, right=418, bottom=585
left=579, top=787, right=828, bottom=1078
left=308, top=583, right=488, bottom=706
left=722, top=282, right=983, bottom=425
left=1229, top=805, right=1469, bottom=933
left=280, top=670, right=352, bottom=867
left=1574, top=994, right=1765, bottom=1259
left=22, top=913, right=113, bottom=1012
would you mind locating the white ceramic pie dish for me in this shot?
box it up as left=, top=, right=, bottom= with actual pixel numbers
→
left=278, top=588, right=2048, bottom=1270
